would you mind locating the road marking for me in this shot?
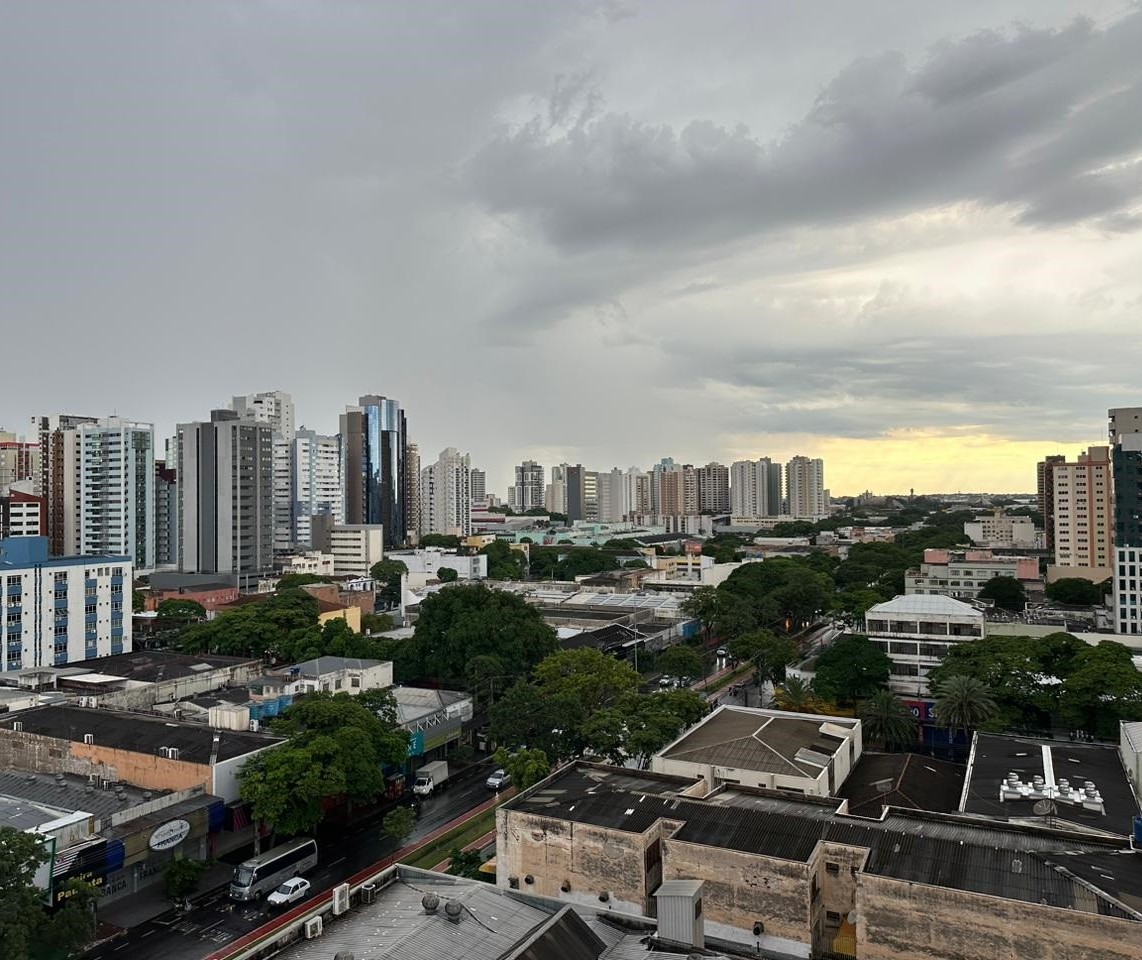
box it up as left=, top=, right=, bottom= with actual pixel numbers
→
left=329, top=857, right=346, bottom=867
left=141, top=929, right=155, bottom=937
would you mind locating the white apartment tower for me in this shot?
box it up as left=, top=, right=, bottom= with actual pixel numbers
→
left=292, top=429, right=343, bottom=549
left=61, top=418, right=155, bottom=570
left=546, top=464, right=568, bottom=516
left=231, top=391, right=295, bottom=555
left=730, top=458, right=782, bottom=517
left=1051, top=446, right=1113, bottom=575
left=785, top=456, right=827, bottom=518
left=419, top=447, right=472, bottom=537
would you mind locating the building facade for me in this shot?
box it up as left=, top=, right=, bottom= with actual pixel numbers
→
left=510, top=461, right=545, bottom=512
left=1037, top=454, right=1066, bottom=551
left=314, top=524, right=384, bottom=578
left=340, top=395, right=408, bottom=549
left=963, top=509, right=1039, bottom=550
left=695, top=462, right=729, bottom=514
left=1051, top=445, right=1113, bottom=576
left=60, top=418, right=155, bottom=570
left=0, top=489, right=44, bottom=539
left=1110, top=407, right=1142, bottom=635
left=34, top=414, right=98, bottom=556
left=154, top=461, right=178, bottom=568
left=291, top=429, right=342, bottom=549
left=469, top=468, right=486, bottom=505
left=730, top=458, right=782, bottom=518
left=905, top=549, right=1040, bottom=601
left=785, top=456, right=827, bottom=518
left=0, top=431, right=38, bottom=492
left=0, top=536, right=131, bottom=668
left=419, top=448, right=472, bottom=538
left=177, top=410, right=274, bottom=576
left=231, top=392, right=295, bottom=556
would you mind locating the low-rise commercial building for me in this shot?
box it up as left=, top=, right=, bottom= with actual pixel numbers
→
left=314, top=523, right=384, bottom=577
left=864, top=594, right=985, bottom=696
left=963, top=509, right=1041, bottom=550
left=651, top=705, right=862, bottom=797
left=497, top=762, right=1142, bottom=960
left=386, top=548, right=487, bottom=587
left=905, top=548, right=1041, bottom=601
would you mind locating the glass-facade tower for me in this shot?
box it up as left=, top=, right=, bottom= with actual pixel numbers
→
left=340, top=395, right=407, bottom=549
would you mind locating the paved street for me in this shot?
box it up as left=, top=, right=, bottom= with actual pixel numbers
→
left=85, top=761, right=498, bottom=960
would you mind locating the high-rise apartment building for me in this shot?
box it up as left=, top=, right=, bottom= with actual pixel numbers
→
left=60, top=418, right=155, bottom=570
left=1051, top=446, right=1113, bottom=575
left=1109, top=407, right=1142, bottom=634
left=511, top=461, right=545, bottom=512
left=0, top=536, right=131, bottom=668
left=405, top=441, right=421, bottom=543
left=1037, top=454, right=1066, bottom=551
left=623, top=468, right=650, bottom=516
left=340, top=395, right=408, bottom=549
left=34, top=414, right=97, bottom=556
left=596, top=468, right=628, bottom=523
left=696, top=462, right=730, bottom=514
left=154, top=460, right=178, bottom=568
left=730, top=458, right=782, bottom=517
left=785, top=456, right=827, bottom=518
left=470, top=468, right=486, bottom=504
left=565, top=464, right=598, bottom=522
left=419, top=447, right=472, bottom=537
left=0, top=489, right=44, bottom=539
left=177, top=410, right=273, bottom=576
left=546, top=464, right=568, bottom=516
left=292, top=429, right=343, bottom=549
left=0, top=431, right=38, bottom=493
left=231, top=392, right=295, bottom=555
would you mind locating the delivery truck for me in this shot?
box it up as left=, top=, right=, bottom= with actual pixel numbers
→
left=411, top=760, right=450, bottom=797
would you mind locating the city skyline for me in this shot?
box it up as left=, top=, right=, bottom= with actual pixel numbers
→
left=4, top=3, right=1141, bottom=495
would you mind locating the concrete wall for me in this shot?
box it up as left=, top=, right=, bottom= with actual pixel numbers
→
left=1121, top=723, right=1142, bottom=803
left=650, top=755, right=830, bottom=796
left=857, top=871, right=1141, bottom=960
left=96, top=660, right=262, bottom=711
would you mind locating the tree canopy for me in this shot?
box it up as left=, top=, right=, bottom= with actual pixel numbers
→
left=860, top=690, right=918, bottom=749
left=370, top=559, right=408, bottom=607
left=811, top=634, right=891, bottom=705
left=655, top=644, right=704, bottom=680
left=179, top=589, right=318, bottom=658
left=156, top=598, right=206, bottom=621
left=479, top=540, right=529, bottom=580
left=420, top=534, right=462, bottom=548
left=977, top=576, right=1026, bottom=611
left=1044, top=577, right=1107, bottom=606
left=412, top=584, right=557, bottom=681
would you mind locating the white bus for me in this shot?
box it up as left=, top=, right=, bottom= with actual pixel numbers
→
left=229, top=838, right=318, bottom=901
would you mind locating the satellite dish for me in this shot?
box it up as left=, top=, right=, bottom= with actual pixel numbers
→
left=1032, top=799, right=1056, bottom=817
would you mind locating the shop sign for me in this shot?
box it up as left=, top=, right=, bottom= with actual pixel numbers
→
left=148, top=819, right=191, bottom=851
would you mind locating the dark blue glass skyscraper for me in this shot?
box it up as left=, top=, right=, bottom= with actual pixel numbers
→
left=340, top=395, right=408, bottom=549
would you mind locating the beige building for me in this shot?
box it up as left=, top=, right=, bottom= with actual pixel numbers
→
left=650, top=706, right=861, bottom=796
left=962, top=509, right=1040, bottom=549
left=497, top=762, right=1142, bottom=960
left=320, top=523, right=384, bottom=577
left=1051, top=445, right=1113, bottom=579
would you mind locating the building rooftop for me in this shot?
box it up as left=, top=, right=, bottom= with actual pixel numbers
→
left=69, top=650, right=257, bottom=684
left=838, top=752, right=965, bottom=818
left=960, top=733, right=1140, bottom=837
left=508, top=763, right=1142, bottom=919
left=391, top=687, right=470, bottom=727
left=0, top=705, right=283, bottom=763
left=289, top=656, right=388, bottom=677
left=658, top=706, right=858, bottom=778
left=0, top=769, right=162, bottom=821
left=867, top=594, right=984, bottom=618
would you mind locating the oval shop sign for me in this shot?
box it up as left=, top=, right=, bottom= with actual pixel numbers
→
left=148, top=819, right=191, bottom=851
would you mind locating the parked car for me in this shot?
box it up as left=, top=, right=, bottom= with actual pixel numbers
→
left=485, top=768, right=512, bottom=791
left=266, top=877, right=311, bottom=908
left=658, top=675, right=675, bottom=688
left=716, top=647, right=727, bottom=658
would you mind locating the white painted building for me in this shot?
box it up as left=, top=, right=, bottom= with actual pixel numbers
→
left=231, top=391, right=296, bottom=556
left=963, top=510, right=1040, bottom=550
left=419, top=448, right=472, bottom=538
left=864, top=594, right=985, bottom=696
left=328, top=524, right=384, bottom=577
left=730, top=458, right=782, bottom=518
left=386, top=549, right=487, bottom=587
left=281, top=552, right=336, bottom=577
left=61, top=418, right=155, bottom=570
left=0, top=536, right=131, bottom=669
left=291, top=429, right=342, bottom=549
left=287, top=656, right=392, bottom=696
left=785, top=456, right=827, bottom=518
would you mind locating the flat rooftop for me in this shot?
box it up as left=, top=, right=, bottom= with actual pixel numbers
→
left=960, top=733, right=1140, bottom=836
left=0, top=769, right=161, bottom=821
left=69, top=650, right=257, bottom=683
left=508, top=763, right=1142, bottom=919
left=0, top=705, right=283, bottom=763
left=658, top=706, right=858, bottom=777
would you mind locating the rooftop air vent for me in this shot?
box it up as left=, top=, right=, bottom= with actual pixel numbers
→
left=443, top=900, right=463, bottom=924
left=421, top=893, right=440, bottom=914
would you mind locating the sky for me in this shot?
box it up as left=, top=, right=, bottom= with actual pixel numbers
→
left=3, top=1, right=1141, bottom=497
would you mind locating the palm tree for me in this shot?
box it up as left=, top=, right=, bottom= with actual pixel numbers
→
left=933, top=675, right=999, bottom=743
left=774, top=676, right=816, bottom=712
left=859, top=689, right=918, bottom=750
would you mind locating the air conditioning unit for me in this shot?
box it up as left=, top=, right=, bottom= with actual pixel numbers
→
left=249, top=719, right=260, bottom=733
left=83, top=733, right=94, bottom=745
left=332, top=882, right=351, bottom=915
left=360, top=882, right=377, bottom=905
left=304, top=916, right=323, bottom=939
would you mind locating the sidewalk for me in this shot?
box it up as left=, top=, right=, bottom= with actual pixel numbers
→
left=96, top=860, right=234, bottom=932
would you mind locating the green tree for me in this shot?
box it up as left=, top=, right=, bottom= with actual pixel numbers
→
left=132, top=589, right=147, bottom=613
left=859, top=690, right=918, bottom=750
left=361, top=612, right=395, bottom=634
left=729, top=630, right=797, bottom=685
left=1045, top=577, right=1107, bottom=605
left=179, top=589, right=319, bottom=658
left=275, top=573, right=330, bottom=591
left=532, top=648, right=641, bottom=713
left=164, top=857, right=212, bottom=899
left=382, top=806, right=417, bottom=847
left=977, top=576, right=1026, bottom=612
left=932, top=675, right=999, bottom=742
left=479, top=540, right=529, bottom=580
left=1059, top=641, right=1142, bottom=738
left=157, top=598, right=206, bottom=622
left=493, top=746, right=551, bottom=791
left=413, top=584, right=557, bottom=681
left=811, top=635, right=891, bottom=705
left=420, top=534, right=461, bottom=548
left=680, top=587, right=720, bottom=644
left=447, top=847, right=484, bottom=880
left=655, top=645, right=704, bottom=681
left=370, top=559, right=409, bottom=608
left=582, top=690, right=709, bottom=768
left=773, top=676, right=819, bottom=713
left=436, top=566, right=459, bottom=583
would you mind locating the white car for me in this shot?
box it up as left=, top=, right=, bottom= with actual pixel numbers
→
left=485, top=768, right=512, bottom=791
left=267, top=877, right=311, bottom=907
